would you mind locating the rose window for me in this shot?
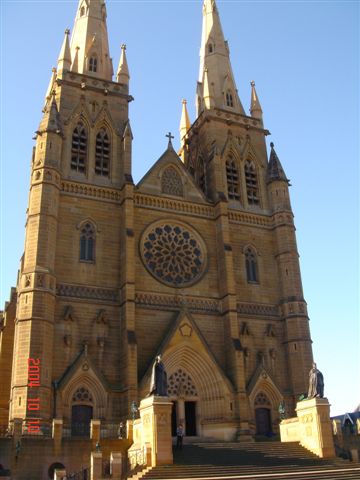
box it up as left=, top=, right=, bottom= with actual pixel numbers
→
left=141, top=222, right=206, bottom=287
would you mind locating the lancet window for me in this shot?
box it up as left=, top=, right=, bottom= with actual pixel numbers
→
left=80, top=223, right=95, bottom=262
left=71, top=122, right=87, bottom=173
left=245, top=247, right=258, bottom=283
left=226, top=91, right=234, bottom=108
left=89, top=56, right=98, bottom=73
left=95, top=128, right=110, bottom=176
left=245, top=160, right=259, bottom=205
left=226, top=157, right=240, bottom=200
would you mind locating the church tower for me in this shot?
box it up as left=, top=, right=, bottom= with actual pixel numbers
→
left=9, top=0, right=134, bottom=425
left=181, top=0, right=313, bottom=430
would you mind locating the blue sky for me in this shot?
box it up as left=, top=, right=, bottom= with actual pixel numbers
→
left=0, top=0, right=359, bottom=416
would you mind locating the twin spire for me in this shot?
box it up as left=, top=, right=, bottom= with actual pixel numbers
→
left=56, top=0, right=128, bottom=85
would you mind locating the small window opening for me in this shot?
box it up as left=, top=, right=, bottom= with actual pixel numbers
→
left=80, top=223, right=95, bottom=262
left=80, top=6, right=85, bottom=16
left=89, top=56, right=98, bottom=73
left=208, top=44, right=213, bottom=54
left=226, top=91, right=234, bottom=108
left=245, top=247, right=258, bottom=283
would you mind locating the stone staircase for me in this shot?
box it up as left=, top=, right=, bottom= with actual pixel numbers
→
left=128, top=441, right=360, bottom=480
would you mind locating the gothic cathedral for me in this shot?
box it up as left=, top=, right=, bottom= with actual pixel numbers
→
left=0, top=0, right=314, bottom=441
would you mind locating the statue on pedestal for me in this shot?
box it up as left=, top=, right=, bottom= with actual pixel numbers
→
left=307, top=362, right=324, bottom=398
left=149, top=355, right=168, bottom=396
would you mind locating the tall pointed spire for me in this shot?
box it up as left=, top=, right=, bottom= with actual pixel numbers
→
left=197, top=0, right=245, bottom=115
left=57, top=29, right=72, bottom=76
left=69, top=0, right=113, bottom=80
left=179, top=99, right=191, bottom=143
left=116, top=44, right=130, bottom=85
left=267, top=143, right=289, bottom=184
left=250, top=81, right=263, bottom=120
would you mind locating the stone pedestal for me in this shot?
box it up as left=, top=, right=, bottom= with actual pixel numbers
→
left=296, top=398, right=335, bottom=458
left=110, top=452, right=122, bottom=479
left=91, top=451, right=102, bottom=480
left=139, top=395, right=173, bottom=466
left=54, top=468, right=66, bottom=480
left=52, top=419, right=63, bottom=453
left=90, top=419, right=101, bottom=446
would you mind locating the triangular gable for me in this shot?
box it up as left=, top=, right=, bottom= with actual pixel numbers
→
left=56, top=346, right=109, bottom=392
left=139, top=309, right=234, bottom=399
left=247, top=364, right=283, bottom=407
left=136, top=146, right=208, bottom=203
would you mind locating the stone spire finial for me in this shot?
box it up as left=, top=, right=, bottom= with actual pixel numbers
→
left=250, top=80, right=263, bottom=120
left=179, top=99, right=191, bottom=143
left=57, top=28, right=72, bottom=76
left=267, top=142, right=289, bottom=184
left=116, top=43, right=130, bottom=85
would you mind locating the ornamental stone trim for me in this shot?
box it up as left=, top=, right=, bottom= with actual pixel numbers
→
left=228, top=210, right=273, bottom=228
left=135, top=292, right=220, bottom=314
left=135, top=193, right=213, bottom=218
left=140, top=221, right=207, bottom=288
left=57, top=283, right=118, bottom=302
left=61, top=181, right=122, bottom=203
left=237, top=302, right=279, bottom=317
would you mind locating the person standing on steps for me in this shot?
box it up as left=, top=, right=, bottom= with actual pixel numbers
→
left=176, top=423, right=184, bottom=450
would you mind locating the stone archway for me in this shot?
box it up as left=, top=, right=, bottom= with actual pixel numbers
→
left=168, top=368, right=199, bottom=437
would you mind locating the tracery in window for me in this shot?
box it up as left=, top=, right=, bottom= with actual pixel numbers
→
left=161, top=167, right=183, bottom=197
left=168, top=369, right=198, bottom=397
left=80, top=223, right=95, bottom=262
left=254, top=392, right=271, bottom=407
left=226, top=90, right=234, bottom=108
left=245, top=160, right=259, bottom=205
left=89, top=56, right=98, bottom=73
left=226, top=157, right=240, bottom=200
left=71, top=122, right=87, bottom=173
left=245, top=247, right=258, bottom=283
left=95, top=128, right=110, bottom=176
left=72, top=387, right=93, bottom=404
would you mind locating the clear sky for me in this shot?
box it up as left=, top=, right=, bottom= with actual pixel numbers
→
left=0, top=0, right=358, bottom=417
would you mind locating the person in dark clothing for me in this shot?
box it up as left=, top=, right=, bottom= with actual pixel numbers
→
left=176, top=424, right=184, bottom=450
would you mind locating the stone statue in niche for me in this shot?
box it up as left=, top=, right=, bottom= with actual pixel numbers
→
left=149, top=355, right=168, bottom=397
left=307, top=362, right=324, bottom=399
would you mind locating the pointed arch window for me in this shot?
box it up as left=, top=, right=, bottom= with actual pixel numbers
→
left=80, top=6, right=85, bottom=16
left=245, top=160, right=259, bottom=205
left=89, top=56, right=98, bottom=73
left=161, top=167, right=184, bottom=197
left=80, top=223, right=95, bottom=262
left=226, top=157, right=240, bottom=200
left=95, top=128, right=110, bottom=176
left=71, top=122, right=87, bottom=173
left=208, top=44, right=213, bottom=54
left=226, top=91, right=234, bottom=108
left=245, top=247, right=258, bottom=283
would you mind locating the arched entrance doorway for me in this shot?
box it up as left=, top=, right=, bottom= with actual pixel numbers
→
left=71, top=387, right=93, bottom=437
left=168, top=369, right=198, bottom=437
left=254, top=392, right=272, bottom=435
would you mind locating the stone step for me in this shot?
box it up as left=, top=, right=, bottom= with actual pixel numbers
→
left=133, top=442, right=358, bottom=480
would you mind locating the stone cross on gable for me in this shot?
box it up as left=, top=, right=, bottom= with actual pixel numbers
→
left=166, top=132, right=174, bottom=148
